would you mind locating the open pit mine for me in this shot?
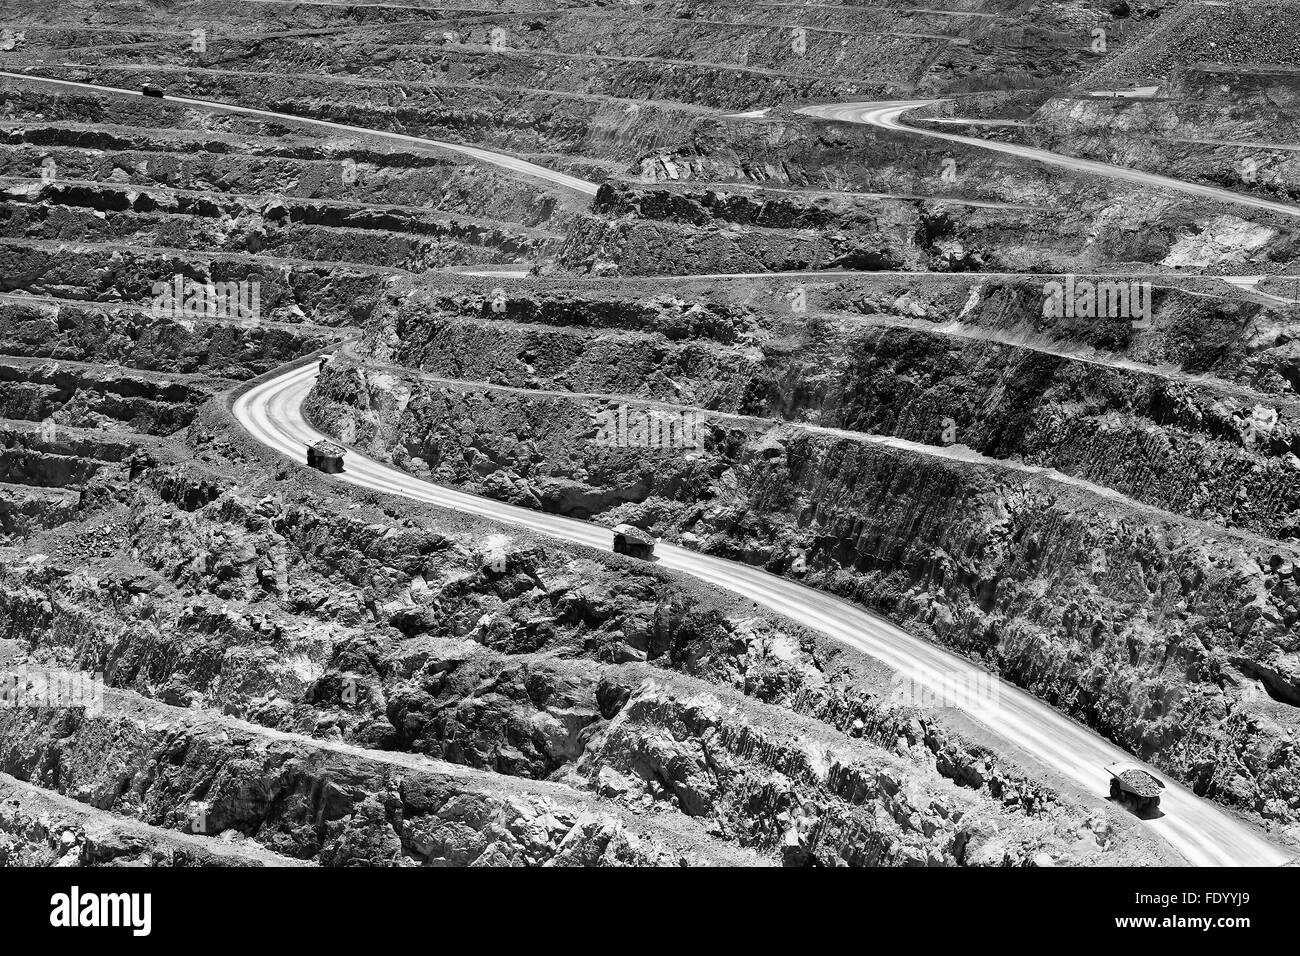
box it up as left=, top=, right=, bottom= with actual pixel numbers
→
left=0, top=0, right=1298, bottom=902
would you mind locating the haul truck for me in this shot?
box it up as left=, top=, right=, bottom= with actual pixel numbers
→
left=1106, top=761, right=1164, bottom=815
left=307, top=439, right=346, bottom=474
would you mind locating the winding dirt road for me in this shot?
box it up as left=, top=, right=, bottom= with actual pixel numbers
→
left=233, top=362, right=1292, bottom=867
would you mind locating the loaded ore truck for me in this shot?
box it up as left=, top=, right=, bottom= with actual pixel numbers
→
left=612, top=524, right=656, bottom=559
left=1106, top=762, right=1164, bottom=815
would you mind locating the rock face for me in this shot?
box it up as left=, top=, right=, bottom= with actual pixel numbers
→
left=0, top=428, right=1172, bottom=867
left=1115, top=769, right=1163, bottom=799
left=357, top=280, right=1300, bottom=537
left=0, top=773, right=311, bottom=867
left=0, top=672, right=753, bottom=867
left=0, top=299, right=327, bottom=378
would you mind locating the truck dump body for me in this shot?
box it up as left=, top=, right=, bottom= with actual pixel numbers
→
left=307, top=439, right=346, bottom=474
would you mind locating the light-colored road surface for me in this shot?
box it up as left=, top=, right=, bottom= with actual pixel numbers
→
left=234, top=362, right=1292, bottom=867
left=798, top=101, right=1300, bottom=219
left=0, top=70, right=599, bottom=196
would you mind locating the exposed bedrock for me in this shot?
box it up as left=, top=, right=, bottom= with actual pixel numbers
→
left=0, top=191, right=554, bottom=272
left=377, top=277, right=1300, bottom=397
left=0, top=360, right=211, bottom=435
left=305, top=360, right=1300, bottom=833
left=0, top=126, right=571, bottom=230
left=0, top=772, right=313, bottom=867
left=0, top=241, right=389, bottom=326
left=370, top=310, right=1300, bottom=539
